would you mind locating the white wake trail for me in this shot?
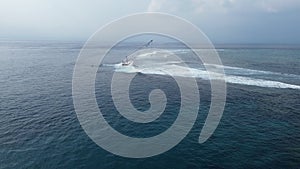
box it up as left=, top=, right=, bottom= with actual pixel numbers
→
left=113, top=63, right=300, bottom=90
left=104, top=50, right=300, bottom=90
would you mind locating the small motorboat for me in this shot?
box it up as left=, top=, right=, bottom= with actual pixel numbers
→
left=121, top=40, right=153, bottom=67
left=121, top=59, right=133, bottom=66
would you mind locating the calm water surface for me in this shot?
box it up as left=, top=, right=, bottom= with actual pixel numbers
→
left=0, top=41, right=300, bottom=168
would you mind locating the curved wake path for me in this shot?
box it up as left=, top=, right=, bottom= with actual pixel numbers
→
left=108, top=63, right=300, bottom=90
left=102, top=50, right=300, bottom=90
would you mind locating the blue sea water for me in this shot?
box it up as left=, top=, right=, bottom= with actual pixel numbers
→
left=0, top=41, right=300, bottom=168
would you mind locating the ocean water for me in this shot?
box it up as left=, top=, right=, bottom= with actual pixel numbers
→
left=1, top=41, right=300, bottom=168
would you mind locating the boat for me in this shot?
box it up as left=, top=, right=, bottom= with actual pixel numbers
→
left=121, top=59, right=133, bottom=66
left=121, top=56, right=133, bottom=66
left=121, top=40, right=153, bottom=66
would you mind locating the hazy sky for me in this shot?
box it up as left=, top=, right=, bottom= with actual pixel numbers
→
left=1, top=0, right=299, bottom=44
